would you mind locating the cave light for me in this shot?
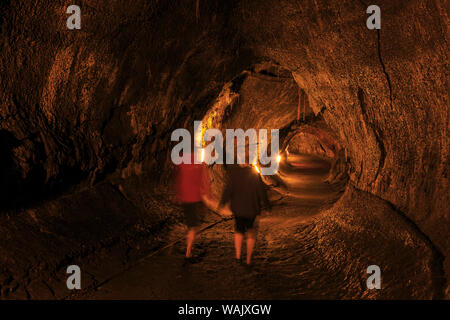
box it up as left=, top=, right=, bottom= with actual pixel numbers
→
left=252, top=160, right=261, bottom=174
left=201, top=148, right=205, bottom=162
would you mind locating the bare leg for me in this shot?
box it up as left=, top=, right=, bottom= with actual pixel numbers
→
left=234, top=232, right=244, bottom=260
left=246, top=228, right=256, bottom=265
left=186, top=228, right=196, bottom=258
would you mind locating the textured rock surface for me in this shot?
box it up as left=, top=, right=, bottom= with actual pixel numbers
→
left=59, top=185, right=439, bottom=299
left=0, top=0, right=253, bottom=205
left=313, top=185, right=442, bottom=299
left=0, top=0, right=448, bottom=298
left=0, top=176, right=178, bottom=299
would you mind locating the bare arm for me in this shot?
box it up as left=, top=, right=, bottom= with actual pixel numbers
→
left=201, top=166, right=232, bottom=216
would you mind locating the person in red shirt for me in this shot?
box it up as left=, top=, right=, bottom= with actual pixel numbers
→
left=174, top=152, right=210, bottom=262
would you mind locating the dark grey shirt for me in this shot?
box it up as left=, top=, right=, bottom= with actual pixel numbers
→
left=220, top=166, right=270, bottom=219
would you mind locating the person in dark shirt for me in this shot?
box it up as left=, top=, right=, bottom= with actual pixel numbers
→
left=219, top=162, right=270, bottom=266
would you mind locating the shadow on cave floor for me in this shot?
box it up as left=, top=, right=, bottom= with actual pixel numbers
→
left=75, top=154, right=350, bottom=300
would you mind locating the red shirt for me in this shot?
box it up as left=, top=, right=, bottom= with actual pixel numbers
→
left=175, top=153, right=210, bottom=203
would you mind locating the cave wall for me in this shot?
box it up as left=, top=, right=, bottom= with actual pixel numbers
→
left=0, top=0, right=448, bottom=297
left=0, top=0, right=253, bottom=206
left=0, top=0, right=258, bottom=298
left=234, top=0, right=449, bottom=285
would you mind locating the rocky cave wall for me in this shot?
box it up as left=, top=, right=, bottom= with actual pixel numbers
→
left=0, top=0, right=254, bottom=208
left=0, top=0, right=256, bottom=295
left=0, top=0, right=448, bottom=296
left=287, top=131, right=335, bottom=158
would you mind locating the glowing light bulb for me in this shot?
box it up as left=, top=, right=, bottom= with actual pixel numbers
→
left=276, top=155, right=281, bottom=163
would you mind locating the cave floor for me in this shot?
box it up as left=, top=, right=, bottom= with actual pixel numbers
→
left=73, top=156, right=349, bottom=300
left=80, top=213, right=346, bottom=300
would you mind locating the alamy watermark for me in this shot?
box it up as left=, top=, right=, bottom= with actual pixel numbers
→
left=366, top=5, right=381, bottom=30
left=66, top=5, right=81, bottom=30
left=66, top=5, right=380, bottom=31
left=66, top=265, right=81, bottom=290
left=171, top=121, right=280, bottom=175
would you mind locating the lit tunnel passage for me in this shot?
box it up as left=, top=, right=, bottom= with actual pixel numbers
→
left=0, top=0, right=447, bottom=300
left=199, top=64, right=349, bottom=219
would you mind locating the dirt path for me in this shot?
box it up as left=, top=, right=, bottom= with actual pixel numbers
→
left=73, top=155, right=349, bottom=299
left=80, top=211, right=336, bottom=299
